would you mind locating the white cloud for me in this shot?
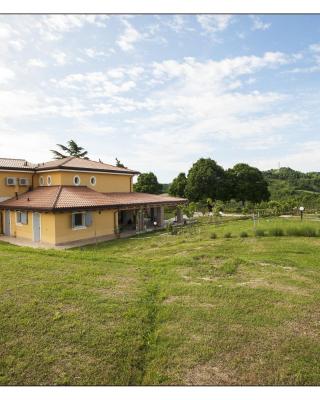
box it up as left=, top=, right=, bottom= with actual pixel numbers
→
left=52, top=51, right=67, bottom=66
left=83, top=48, right=107, bottom=59
left=27, top=58, right=46, bottom=68
left=250, top=16, right=271, bottom=31
left=0, top=67, right=15, bottom=83
left=117, top=20, right=142, bottom=51
left=196, top=15, right=233, bottom=35
left=255, top=141, right=320, bottom=172
left=37, top=15, right=109, bottom=41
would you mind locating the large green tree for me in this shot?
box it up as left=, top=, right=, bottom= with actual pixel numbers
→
left=185, top=158, right=225, bottom=202
left=169, top=172, right=187, bottom=197
left=51, top=139, right=89, bottom=159
left=229, top=163, right=270, bottom=203
left=134, top=172, right=162, bottom=194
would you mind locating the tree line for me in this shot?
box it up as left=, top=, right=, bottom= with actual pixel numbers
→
left=134, top=158, right=270, bottom=204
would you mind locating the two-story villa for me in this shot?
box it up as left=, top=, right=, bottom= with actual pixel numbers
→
left=0, top=157, right=186, bottom=247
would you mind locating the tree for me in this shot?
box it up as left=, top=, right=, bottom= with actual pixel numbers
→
left=115, top=158, right=125, bottom=168
left=51, top=139, right=89, bottom=159
left=169, top=172, right=187, bottom=197
left=184, top=158, right=225, bottom=202
left=134, top=172, right=162, bottom=194
left=229, top=163, right=270, bottom=203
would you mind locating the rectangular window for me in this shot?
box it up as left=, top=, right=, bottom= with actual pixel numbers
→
left=16, top=211, right=28, bottom=225
left=72, top=212, right=93, bottom=229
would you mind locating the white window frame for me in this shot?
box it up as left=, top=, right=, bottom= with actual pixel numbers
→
left=47, top=176, right=52, bottom=186
left=72, top=212, right=86, bottom=230
left=73, top=175, right=81, bottom=186
left=39, top=176, right=44, bottom=186
left=90, top=176, right=96, bottom=186
left=16, top=211, right=28, bottom=225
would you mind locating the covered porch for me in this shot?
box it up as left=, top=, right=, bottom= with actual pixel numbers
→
left=117, top=204, right=184, bottom=234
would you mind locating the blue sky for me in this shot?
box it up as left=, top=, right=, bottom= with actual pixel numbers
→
left=1, top=14, right=320, bottom=181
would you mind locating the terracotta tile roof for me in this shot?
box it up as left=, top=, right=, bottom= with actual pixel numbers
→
left=0, top=158, right=35, bottom=170
left=0, top=186, right=187, bottom=211
left=0, top=186, right=61, bottom=210
left=35, top=156, right=139, bottom=174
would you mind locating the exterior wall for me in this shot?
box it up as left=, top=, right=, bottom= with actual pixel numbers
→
left=10, top=210, right=33, bottom=240
left=34, top=171, right=132, bottom=193
left=54, top=209, right=116, bottom=245
left=0, top=171, right=33, bottom=201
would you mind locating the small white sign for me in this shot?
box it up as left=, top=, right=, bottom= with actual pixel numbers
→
left=299, top=206, right=305, bottom=211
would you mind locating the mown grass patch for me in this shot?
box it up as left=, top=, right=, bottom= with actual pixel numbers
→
left=1, top=217, right=320, bottom=385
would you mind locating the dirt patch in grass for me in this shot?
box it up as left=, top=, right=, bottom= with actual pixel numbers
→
left=184, top=362, right=237, bottom=385
left=237, top=279, right=312, bottom=296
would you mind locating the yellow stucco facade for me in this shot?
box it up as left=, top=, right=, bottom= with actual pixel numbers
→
left=34, top=171, right=132, bottom=192
left=1, top=209, right=117, bottom=245
left=54, top=210, right=117, bottom=245
left=0, top=171, right=33, bottom=200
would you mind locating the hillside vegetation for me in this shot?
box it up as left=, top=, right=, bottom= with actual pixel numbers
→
left=263, top=167, right=320, bottom=202
left=1, top=217, right=320, bottom=385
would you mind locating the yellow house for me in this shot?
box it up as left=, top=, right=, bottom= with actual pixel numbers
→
left=0, top=157, right=186, bottom=247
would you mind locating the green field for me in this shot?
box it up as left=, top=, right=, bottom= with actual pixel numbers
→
left=1, top=217, right=320, bottom=385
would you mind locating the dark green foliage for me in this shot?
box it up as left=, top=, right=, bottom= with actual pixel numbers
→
left=210, top=232, right=217, bottom=239
left=167, top=223, right=177, bottom=235
left=255, top=229, right=265, bottom=237
left=286, top=226, right=317, bottom=237
left=269, top=227, right=284, bottom=237
left=51, top=139, right=89, bottom=159
left=224, top=232, right=232, bottom=238
left=185, top=158, right=225, bottom=202
left=169, top=172, right=187, bottom=197
left=134, top=172, right=162, bottom=194
left=240, top=231, right=248, bottom=238
left=228, top=163, right=270, bottom=203
left=115, top=158, right=125, bottom=168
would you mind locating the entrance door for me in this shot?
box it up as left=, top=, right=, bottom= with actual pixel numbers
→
left=4, top=210, right=10, bottom=236
left=33, top=212, right=41, bottom=242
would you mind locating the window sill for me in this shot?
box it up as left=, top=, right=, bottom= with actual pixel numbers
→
left=72, top=226, right=87, bottom=230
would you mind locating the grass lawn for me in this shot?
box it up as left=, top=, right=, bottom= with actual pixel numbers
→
left=0, top=217, right=320, bottom=385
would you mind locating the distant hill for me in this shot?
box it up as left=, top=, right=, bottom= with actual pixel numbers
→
left=262, top=167, right=320, bottom=202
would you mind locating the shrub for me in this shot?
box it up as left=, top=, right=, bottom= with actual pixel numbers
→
left=255, top=229, right=265, bottom=237
left=224, top=232, right=232, bottom=238
left=240, top=231, right=248, bottom=238
left=220, top=258, right=244, bottom=275
left=167, top=223, right=177, bottom=235
left=210, top=232, right=217, bottom=239
left=269, top=227, right=284, bottom=237
left=286, top=226, right=317, bottom=237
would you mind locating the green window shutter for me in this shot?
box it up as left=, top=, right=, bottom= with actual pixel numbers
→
left=71, top=213, right=75, bottom=228
left=85, top=212, right=93, bottom=227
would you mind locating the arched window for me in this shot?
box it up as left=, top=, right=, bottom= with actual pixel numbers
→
left=90, top=176, right=96, bottom=186
left=39, top=176, right=44, bottom=186
left=47, top=176, right=52, bottom=186
left=73, top=175, right=81, bottom=186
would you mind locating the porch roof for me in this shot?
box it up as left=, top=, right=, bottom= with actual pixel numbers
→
left=0, top=186, right=187, bottom=211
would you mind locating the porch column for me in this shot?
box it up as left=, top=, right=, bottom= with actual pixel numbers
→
left=136, top=208, right=144, bottom=232
left=176, top=207, right=183, bottom=224
left=156, top=206, right=164, bottom=228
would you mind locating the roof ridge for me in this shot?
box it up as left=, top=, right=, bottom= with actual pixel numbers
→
left=60, top=156, right=74, bottom=166
left=0, top=157, right=27, bottom=161
left=52, top=185, right=63, bottom=209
